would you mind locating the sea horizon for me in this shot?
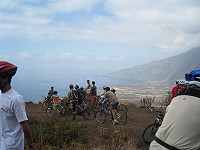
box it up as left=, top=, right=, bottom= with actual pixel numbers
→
left=13, top=71, right=138, bottom=102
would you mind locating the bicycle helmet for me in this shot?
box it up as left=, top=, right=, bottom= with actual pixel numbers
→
left=0, top=61, right=17, bottom=77
left=69, top=84, right=74, bottom=89
left=177, top=80, right=186, bottom=85
left=111, top=88, right=116, bottom=92
left=75, top=85, right=79, bottom=89
left=53, top=91, right=58, bottom=94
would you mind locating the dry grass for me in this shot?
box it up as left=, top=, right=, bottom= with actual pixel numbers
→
left=26, top=102, right=157, bottom=150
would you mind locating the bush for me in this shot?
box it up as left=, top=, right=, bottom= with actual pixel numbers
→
left=27, top=117, right=86, bottom=149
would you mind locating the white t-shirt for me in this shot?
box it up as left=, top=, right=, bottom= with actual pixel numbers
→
left=0, top=88, right=28, bottom=150
left=150, top=91, right=200, bottom=150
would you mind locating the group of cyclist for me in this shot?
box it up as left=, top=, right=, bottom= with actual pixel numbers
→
left=46, top=80, right=120, bottom=125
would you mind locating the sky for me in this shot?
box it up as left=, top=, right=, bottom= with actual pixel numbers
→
left=0, top=0, right=200, bottom=74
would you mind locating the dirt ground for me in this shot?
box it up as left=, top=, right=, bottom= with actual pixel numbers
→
left=26, top=102, right=161, bottom=150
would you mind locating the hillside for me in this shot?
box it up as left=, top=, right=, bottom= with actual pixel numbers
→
left=26, top=102, right=157, bottom=150
left=111, top=47, right=200, bottom=85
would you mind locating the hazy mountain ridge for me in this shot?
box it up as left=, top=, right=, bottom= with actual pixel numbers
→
left=111, top=47, right=200, bottom=85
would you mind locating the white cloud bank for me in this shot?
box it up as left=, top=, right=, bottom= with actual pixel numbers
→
left=0, top=0, right=199, bottom=54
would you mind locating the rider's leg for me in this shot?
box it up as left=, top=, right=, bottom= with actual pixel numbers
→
left=111, top=102, right=119, bottom=124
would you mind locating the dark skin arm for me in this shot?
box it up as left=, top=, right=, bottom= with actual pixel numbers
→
left=20, top=121, right=37, bottom=150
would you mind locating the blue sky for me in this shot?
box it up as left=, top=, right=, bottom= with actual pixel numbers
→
left=0, top=0, right=200, bottom=73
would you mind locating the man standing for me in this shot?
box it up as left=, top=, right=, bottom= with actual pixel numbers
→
left=0, top=61, right=37, bottom=149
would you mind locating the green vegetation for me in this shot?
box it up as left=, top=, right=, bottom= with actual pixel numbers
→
left=26, top=117, right=138, bottom=149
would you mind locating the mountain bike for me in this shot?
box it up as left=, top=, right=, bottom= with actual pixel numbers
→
left=117, top=103, right=128, bottom=114
left=96, top=96, right=128, bottom=113
left=95, top=103, right=127, bottom=124
left=41, top=96, right=52, bottom=111
left=63, top=101, right=95, bottom=120
left=46, top=100, right=95, bottom=120
left=142, top=108, right=164, bottom=143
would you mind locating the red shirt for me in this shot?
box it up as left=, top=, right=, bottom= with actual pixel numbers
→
left=51, top=95, right=60, bottom=104
left=172, top=85, right=180, bottom=98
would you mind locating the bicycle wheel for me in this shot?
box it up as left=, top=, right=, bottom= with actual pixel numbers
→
left=142, top=123, right=160, bottom=144
left=42, top=100, right=47, bottom=111
left=95, top=110, right=106, bottom=123
left=116, top=109, right=127, bottom=124
left=46, top=106, right=54, bottom=118
left=118, top=104, right=128, bottom=113
left=83, top=109, right=95, bottom=120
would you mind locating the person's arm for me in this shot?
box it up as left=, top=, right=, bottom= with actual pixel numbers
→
left=20, top=121, right=37, bottom=150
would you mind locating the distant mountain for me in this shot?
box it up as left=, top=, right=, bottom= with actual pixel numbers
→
left=111, top=47, right=200, bottom=85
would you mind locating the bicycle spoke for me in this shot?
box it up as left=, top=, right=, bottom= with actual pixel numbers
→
left=116, top=110, right=127, bottom=124
left=95, top=110, right=106, bottom=123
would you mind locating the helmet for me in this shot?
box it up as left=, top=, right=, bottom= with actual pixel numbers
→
left=75, top=85, right=79, bottom=89
left=111, top=88, right=116, bottom=91
left=103, top=86, right=106, bottom=89
left=0, top=61, right=17, bottom=77
left=176, top=80, right=179, bottom=84
left=106, top=87, right=110, bottom=91
left=178, top=80, right=186, bottom=85
left=187, top=81, right=200, bottom=89
left=69, top=84, right=74, bottom=89
left=53, top=91, right=58, bottom=94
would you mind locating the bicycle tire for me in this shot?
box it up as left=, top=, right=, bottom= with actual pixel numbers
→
left=116, top=109, right=127, bottom=124
left=142, top=123, right=160, bottom=144
left=46, top=106, right=53, bottom=118
left=95, top=110, right=106, bottom=123
left=42, top=100, right=47, bottom=111
left=118, top=104, right=128, bottom=113
left=83, top=109, right=95, bottom=120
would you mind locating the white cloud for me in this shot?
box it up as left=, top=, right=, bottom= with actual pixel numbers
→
left=19, top=52, right=30, bottom=59
left=0, top=54, right=12, bottom=59
left=97, top=56, right=108, bottom=60
left=115, top=56, right=127, bottom=61
left=174, top=36, right=184, bottom=45
left=0, top=0, right=199, bottom=54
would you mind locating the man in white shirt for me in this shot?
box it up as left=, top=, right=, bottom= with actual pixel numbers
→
left=0, top=61, right=37, bottom=150
left=149, top=81, right=200, bottom=150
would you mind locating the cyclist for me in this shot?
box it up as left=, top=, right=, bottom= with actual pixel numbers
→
left=85, top=79, right=92, bottom=95
left=74, top=85, right=83, bottom=105
left=47, top=86, right=54, bottom=100
left=0, top=61, right=37, bottom=149
left=149, top=81, right=200, bottom=150
left=171, top=80, right=180, bottom=98
left=103, top=87, right=119, bottom=125
left=68, top=84, right=78, bottom=121
left=90, top=81, right=97, bottom=108
left=50, top=91, right=61, bottom=111
left=101, top=86, right=107, bottom=96
left=176, top=80, right=187, bottom=95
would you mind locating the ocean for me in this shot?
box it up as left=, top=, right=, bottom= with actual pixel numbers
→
left=12, top=71, right=137, bottom=102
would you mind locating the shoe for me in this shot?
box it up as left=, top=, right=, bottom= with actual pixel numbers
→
left=113, top=120, right=119, bottom=125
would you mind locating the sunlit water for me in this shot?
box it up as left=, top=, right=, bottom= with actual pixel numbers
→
left=13, top=72, right=138, bottom=101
